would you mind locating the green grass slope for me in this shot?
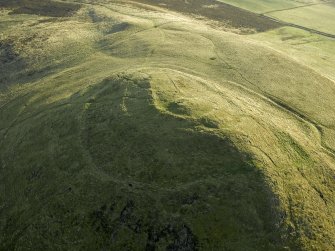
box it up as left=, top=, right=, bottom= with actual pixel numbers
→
left=1, top=0, right=335, bottom=250
left=249, top=27, right=335, bottom=82
left=217, top=0, right=335, bottom=37
left=215, top=0, right=326, bottom=13
left=267, top=3, right=335, bottom=35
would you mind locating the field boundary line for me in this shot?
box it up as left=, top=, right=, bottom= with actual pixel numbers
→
left=262, top=2, right=328, bottom=15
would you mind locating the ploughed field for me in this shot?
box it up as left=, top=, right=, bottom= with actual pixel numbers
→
left=0, top=0, right=335, bottom=250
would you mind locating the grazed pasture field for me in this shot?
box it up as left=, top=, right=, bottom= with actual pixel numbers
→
left=0, top=0, right=335, bottom=250
left=217, top=0, right=326, bottom=13
left=267, top=3, right=335, bottom=35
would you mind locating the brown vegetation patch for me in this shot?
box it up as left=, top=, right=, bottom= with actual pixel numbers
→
left=132, top=0, right=283, bottom=32
left=0, top=0, right=80, bottom=17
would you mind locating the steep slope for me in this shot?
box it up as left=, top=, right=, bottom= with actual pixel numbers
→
left=0, top=71, right=283, bottom=250
left=1, top=0, right=335, bottom=250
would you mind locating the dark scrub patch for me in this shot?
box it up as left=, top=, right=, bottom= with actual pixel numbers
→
left=132, top=0, right=283, bottom=32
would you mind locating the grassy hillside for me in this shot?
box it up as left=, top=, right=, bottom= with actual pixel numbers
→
left=216, top=0, right=326, bottom=13
left=216, top=0, right=305, bottom=13
left=1, top=0, right=335, bottom=250
left=267, top=3, right=335, bottom=35
left=217, top=0, right=335, bottom=36
left=249, top=26, right=335, bottom=86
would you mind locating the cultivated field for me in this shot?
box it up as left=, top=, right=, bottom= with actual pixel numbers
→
left=0, top=0, right=335, bottom=250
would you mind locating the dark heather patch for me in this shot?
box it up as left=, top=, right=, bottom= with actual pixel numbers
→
left=1, top=0, right=80, bottom=17
left=90, top=199, right=198, bottom=250
left=132, top=0, right=283, bottom=32
left=0, top=39, right=19, bottom=65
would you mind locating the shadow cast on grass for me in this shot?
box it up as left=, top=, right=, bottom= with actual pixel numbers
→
left=0, top=72, right=288, bottom=250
